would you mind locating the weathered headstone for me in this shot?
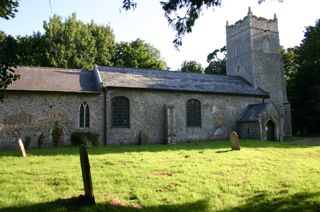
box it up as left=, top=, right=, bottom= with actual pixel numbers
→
left=79, top=144, right=95, bottom=205
left=230, top=131, right=240, bottom=150
left=17, top=138, right=27, bottom=157
left=138, top=131, right=149, bottom=145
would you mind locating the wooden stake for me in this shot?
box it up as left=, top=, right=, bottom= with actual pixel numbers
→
left=79, top=144, right=95, bottom=205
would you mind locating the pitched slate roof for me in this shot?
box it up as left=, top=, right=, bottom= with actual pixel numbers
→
left=98, top=66, right=269, bottom=97
left=239, top=103, right=268, bottom=122
left=7, top=66, right=99, bottom=93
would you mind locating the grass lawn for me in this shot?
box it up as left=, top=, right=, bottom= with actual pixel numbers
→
left=0, top=139, right=320, bottom=211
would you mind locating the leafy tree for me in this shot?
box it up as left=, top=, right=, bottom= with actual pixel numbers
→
left=0, top=31, right=19, bottom=100
left=43, top=13, right=97, bottom=69
left=180, top=60, right=203, bottom=73
left=204, top=46, right=226, bottom=75
left=89, top=22, right=115, bottom=67
left=3, top=14, right=115, bottom=69
left=111, top=39, right=167, bottom=70
left=287, top=20, right=320, bottom=134
left=0, top=0, right=19, bottom=19
left=280, top=46, right=299, bottom=81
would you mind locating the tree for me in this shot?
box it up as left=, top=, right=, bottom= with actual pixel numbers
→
left=204, top=46, right=226, bottom=75
left=287, top=20, right=320, bottom=134
left=2, top=14, right=115, bottom=69
left=43, top=13, right=98, bottom=69
left=280, top=46, right=298, bottom=81
left=111, top=39, right=167, bottom=70
left=89, top=22, right=115, bottom=67
left=0, top=31, right=19, bottom=100
left=0, top=0, right=19, bottom=20
left=180, top=60, right=203, bottom=73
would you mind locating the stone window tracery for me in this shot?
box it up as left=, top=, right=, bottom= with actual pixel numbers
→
left=112, top=96, right=130, bottom=128
left=263, top=38, right=270, bottom=53
left=79, top=102, right=90, bottom=128
left=186, top=99, right=201, bottom=127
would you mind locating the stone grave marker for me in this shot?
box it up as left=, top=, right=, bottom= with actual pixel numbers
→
left=230, top=131, right=240, bottom=150
left=79, top=144, right=95, bottom=205
left=17, top=138, right=27, bottom=157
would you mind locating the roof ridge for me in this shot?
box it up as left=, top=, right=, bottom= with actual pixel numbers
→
left=17, top=66, right=82, bottom=72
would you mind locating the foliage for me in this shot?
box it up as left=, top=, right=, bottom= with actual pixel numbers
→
left=37, top=133, right=45, bottom=149
left=280, top=46, right=299, bottom=81
left=0, top=0, right=19, bottom=20
left=70, top=131, right=99, bottom=146
left=0, top=13, right=115, bottom=69
left=122, top=0, right=281, bottom=48
left=111, top=39, right=167, bottom=70
left=43, top=13, right=97, bottom=70
left=51, top=122, right=62, bottom=147
left=0, top=31, right=19, bottom=101
left=286, top=20, right=320, bottom=134
left=204, top=46, right=226, bottom=75
left=0, top=139, right=319, bottom=211
left=180, top=60, right=203, bottom=73
left=23, top=135, right=31, bottom=150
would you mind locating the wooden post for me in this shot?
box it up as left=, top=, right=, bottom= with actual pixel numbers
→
left=17, top=138, right=27, bottom=157
left=79, top=144, right=95, bottom=205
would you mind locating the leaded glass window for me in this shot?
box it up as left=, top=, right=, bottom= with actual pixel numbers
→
left=186, top=99, right=201, bottom=127
left=79, top=102, right=90, bottom=128
left=112, top=96, right=129, bottom=128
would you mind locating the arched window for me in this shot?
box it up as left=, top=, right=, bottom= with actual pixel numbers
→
left=186, top=99, right=201, bottom=127
left=235, top=42, right=240, bottom=56
left=112, top=96, right=129, bottom=128
left=263, top=38, right=270, bottom=53
left=79, top=102, right=90, bottom=128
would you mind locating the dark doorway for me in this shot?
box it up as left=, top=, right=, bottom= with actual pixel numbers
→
left=266, top=120, right=276, bottom=141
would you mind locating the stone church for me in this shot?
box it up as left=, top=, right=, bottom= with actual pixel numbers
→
left=0, top=9, right=291, bottom=149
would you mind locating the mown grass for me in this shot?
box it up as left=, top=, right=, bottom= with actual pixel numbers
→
left=0, top=139, right=320, bottom=211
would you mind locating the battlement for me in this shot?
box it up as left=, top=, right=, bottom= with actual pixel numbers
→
left=226, top=7, right=278, bottom=39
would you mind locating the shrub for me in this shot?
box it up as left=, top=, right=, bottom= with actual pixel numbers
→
left=24, top=136, right=31, bottom=150
left=51, top=122, right=62, bottom=147
left=37, top=133, right=45, bottom=149
left=70, top=132, right=99, bottom=146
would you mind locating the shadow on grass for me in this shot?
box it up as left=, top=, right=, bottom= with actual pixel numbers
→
left=1, top=139, right=319, bottom=157
left=0, top=197, right=209, bottom=212
left=220, top=191, right=320, bottom=212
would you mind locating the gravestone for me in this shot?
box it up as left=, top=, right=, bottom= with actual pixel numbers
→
left=229, top=131, right=240, bottom=150
left=79, top=145, right=95, bottom=205
left=17, top=138, right=27, bottom=157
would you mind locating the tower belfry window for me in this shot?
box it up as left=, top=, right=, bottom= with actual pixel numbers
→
left=263, top=39, right=270, bottom=53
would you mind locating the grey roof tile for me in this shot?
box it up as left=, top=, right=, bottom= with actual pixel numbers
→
left=239, top=103, right=268, bottom=122
left=7, top=66, right=99, bottom=93
left=98, top=66, right=268, bottom=97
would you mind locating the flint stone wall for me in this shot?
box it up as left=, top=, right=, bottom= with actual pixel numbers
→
left=0, top=91, right=104, bottom=150
left=106, top=88, right=263, bottom=145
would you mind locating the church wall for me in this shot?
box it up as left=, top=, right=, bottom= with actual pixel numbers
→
left=106, top=88, right=263, bottom=145
left=0, top=91, right=104, bottom=150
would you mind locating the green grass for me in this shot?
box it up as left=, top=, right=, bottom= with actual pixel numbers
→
left=0, top=139, right=320, bottom=211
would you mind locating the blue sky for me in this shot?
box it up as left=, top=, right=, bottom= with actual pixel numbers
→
left=0, top=0, right=319, bottom=70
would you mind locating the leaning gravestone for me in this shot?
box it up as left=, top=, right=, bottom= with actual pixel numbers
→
left=17, top=138, right=27, bottom=157
left=79, top=144, right=95, bottom=205
left=230, top=131, right=240, bottom=151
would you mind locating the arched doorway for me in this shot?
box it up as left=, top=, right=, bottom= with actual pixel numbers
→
left=266, top=120, right=276, bottom=141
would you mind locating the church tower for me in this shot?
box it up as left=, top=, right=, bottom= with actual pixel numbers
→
left=226, top=7, right=292, bottom=136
